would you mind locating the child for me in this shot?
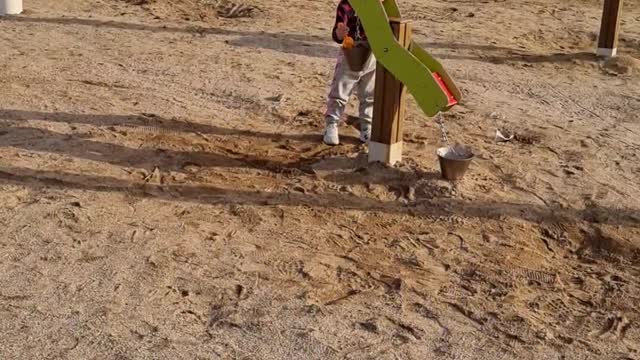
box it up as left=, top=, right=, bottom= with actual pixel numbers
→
left=323, top=0, right=378, bottom=145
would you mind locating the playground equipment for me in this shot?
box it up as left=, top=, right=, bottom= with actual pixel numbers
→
left=349, top=0, right=461, bottom=164
left=0, top=0, right=22, bottom=15
left=347, top=0, right=624, bottom=165
left=350, top=0, right=460, bottom=117
left=437, top=145, right=474, bottom=181
left=435, top=113, right=473, bottom=180
left=597, top=0, right=623, bottom=57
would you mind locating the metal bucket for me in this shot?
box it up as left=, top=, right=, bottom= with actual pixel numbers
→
left=342, top=45, right=371, bottom=72
left=437, top=145, right=474, bottom=181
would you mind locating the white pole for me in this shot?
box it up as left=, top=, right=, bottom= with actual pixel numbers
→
left=0, top=0, right=23, bottom=15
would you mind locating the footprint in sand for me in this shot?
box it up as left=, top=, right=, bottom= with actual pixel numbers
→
left=336, top=267, right=378, bottom=292
left=274, top=259, right=309, bottom=280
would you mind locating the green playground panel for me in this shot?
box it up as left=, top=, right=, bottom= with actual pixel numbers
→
left=349, top=0, right=461, bottom=116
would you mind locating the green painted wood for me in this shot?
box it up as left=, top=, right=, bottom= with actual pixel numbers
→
left=350, top=0, right=461, bottom=116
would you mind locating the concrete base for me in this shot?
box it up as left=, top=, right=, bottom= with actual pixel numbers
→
left=368, top=141, right=403, bottom=165
left=0, top=0, right=22, bottom=15
left=597, top=47, right=617, bottom=57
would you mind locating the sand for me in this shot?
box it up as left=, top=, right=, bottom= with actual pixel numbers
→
left=1, top=0, right=639, bottom=358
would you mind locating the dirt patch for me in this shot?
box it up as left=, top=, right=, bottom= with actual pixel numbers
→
left=603, top=55, right=640, bottom=77
left=1, top=0, right=640, bottom=358
left=121, top=0, right=260, bottom=20
left=578, top=225, right=640, bottom=263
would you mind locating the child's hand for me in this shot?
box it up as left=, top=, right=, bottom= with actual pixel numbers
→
left=336, top=23, right=349, bottom=41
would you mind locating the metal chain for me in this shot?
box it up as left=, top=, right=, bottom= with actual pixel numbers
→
left=435, top=112, right=449, bottom=145
left=436, top=112, right=462, bottom=156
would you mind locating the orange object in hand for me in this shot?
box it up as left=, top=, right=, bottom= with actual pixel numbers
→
left=342, top=36, right=355, bottom=49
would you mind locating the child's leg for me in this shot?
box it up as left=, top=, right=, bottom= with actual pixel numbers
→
left=325, top=52, right=360, bottom=126
left=356, top=68, right=375, bottom=125
left=356, top=55, right=376, bottom=142
left=323, top=52, right=361, bottom=145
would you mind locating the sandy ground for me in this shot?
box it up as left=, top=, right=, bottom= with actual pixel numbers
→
left=1, top=0, right=640, bottom=359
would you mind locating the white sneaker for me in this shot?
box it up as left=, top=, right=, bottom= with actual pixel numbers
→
left=360, top=123, right=372, bottom=143
left=323, top=123, right=339, bottom=145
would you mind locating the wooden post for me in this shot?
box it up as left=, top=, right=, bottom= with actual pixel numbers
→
left=369, top=20, right=411, bottom=165
left=597, top=0, right=623, bottom=57
left=0, top=0, right=22, bottom=15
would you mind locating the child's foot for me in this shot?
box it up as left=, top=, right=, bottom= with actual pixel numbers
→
left=323, top=123, right=339, bottom=145
left=359, top=123, right=371, bottom=143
